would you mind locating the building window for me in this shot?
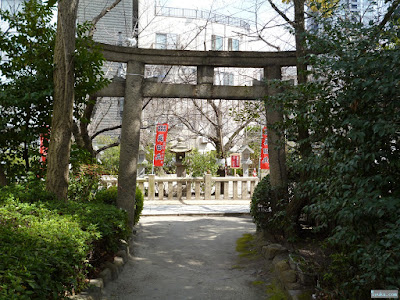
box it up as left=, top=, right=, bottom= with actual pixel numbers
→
left=228, top=38, right=239, bottom=51
left=211, top=35, right=223, bottom=51
left=223, top=73, right=234, bottom=86
left=155, top=33, right=178, bottom=49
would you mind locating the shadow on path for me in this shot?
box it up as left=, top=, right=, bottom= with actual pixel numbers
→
left=102, top=216, right=271, bottom=300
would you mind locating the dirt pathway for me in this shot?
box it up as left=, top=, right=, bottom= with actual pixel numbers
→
left=101, top=215, right=271, bottom=300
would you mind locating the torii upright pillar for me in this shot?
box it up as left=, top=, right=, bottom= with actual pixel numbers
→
left=117, top=60, right=144, bottom=228
left=264, top=66, right=288, bottom=198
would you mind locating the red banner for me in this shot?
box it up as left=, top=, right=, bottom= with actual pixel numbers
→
left=260, top=126, right=270, bottom=170
left=39, top=131, right=49, bottom=163
left=230, top=153, right=241, bottom=169
left=153, top=123, right=168, bottom=167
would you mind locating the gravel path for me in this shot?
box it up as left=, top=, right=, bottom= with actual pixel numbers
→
left=101, top=215, right=270, bottom=300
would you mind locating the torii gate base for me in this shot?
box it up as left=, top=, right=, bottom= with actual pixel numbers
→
left=97, top=44, right=296, bottom=227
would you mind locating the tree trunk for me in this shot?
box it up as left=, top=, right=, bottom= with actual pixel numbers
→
left=285, top=0, right=312, bottom=226
left=0, top=166, right=7, bottom=186
left=45, top=0, right=79, bottom=201
left=72, top=95, right=96, bottom=157
left=294, top=0, right=312, bottom=157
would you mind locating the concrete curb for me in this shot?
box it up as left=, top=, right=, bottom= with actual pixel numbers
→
left=142, top=212, right=250, bottom=217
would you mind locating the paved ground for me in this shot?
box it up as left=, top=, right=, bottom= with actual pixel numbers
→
left=101, top=215, right=270, bottom=300
left=142, top=200, right=251, bottom=216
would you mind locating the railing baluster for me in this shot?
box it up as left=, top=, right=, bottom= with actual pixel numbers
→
left=186, top=179, right=192, bottom=200
left=168, top=181, right=173, bottom=200
left=215, top=182, right=221, bottom=200
left=233, top=180, right=238, bottom=200
left=241, top=181, right=248, bottom=200
left=177, top=181, right=182, bottom=200
left=158, top=180, right=164, bottom=200
left=195, top=180, right=201, bottom=200
left=148, top=174, right=155, bottom=200
left=224, top=181, right=229, bottom=200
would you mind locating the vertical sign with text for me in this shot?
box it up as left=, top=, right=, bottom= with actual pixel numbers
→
left=153, top=123, right=168, bottom=167
left=230, top=153, right=241, bottom=169
left=260, top=126, right=270, bottom=170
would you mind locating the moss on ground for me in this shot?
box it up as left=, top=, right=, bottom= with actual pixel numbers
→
left=266, top=280, right=288, bottom=300
left=235, top=233, right=261, bottom=259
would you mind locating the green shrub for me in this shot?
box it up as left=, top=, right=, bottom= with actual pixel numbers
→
left=95, top=185, right=144, bottom=225
left=134, top=187, right=144, bottom=225
left=94, top=185, right=118, bottom=205
left=68, top=164, right=104, bottom=202
left=0, top=184, right=130, bottom=299
left=250, top=175, right=273, bottom=230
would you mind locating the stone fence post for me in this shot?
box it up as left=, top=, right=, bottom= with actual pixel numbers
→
left=204, top=174, right=212, bottom=200
left=148, top=174, right=155, bottom=200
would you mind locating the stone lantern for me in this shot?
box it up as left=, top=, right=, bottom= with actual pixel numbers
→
left=137, top=145, right=148, bottom=178
left=170, top=137, right=192, bottom=177
left=238, top=145, right=254, bottom=177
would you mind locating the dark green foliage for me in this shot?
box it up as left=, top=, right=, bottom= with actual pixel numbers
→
left=250, top=175, right=272, bottom=230
left=95, top=185, right=144, bottom=226
left=266, top=18, right=400, bottom=299
left=0, top=184, right=130, bottom=299
left=253, top=12, right=400, bottom=299
left=250, top=175, right=288, bottom=237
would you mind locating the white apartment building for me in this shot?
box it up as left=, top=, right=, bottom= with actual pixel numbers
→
left=307, top=0, right=389, bottom=31
left=77, top=0, right=266, bottom=153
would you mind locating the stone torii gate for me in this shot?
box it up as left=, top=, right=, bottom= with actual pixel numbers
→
left=96, top=43, right=297, bottom=227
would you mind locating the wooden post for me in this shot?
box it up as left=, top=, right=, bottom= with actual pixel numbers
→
left=117, top=61, right=144, bottom=228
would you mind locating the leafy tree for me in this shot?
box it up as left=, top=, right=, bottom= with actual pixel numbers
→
left=0, top=0, right=108, bottom=189
left=0, top=0, right=55, bottom=182
left=183, top=149, right=219, bottom=177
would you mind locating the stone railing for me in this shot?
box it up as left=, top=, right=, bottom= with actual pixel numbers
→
left=100, top=174, right=259, bottom=201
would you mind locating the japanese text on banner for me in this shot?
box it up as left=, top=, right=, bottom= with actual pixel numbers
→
left=153, top=123, right=168, bottom=167
left=260, top=126, right=270, bottom=170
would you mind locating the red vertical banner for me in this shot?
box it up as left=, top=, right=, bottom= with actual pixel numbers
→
left=260, top=126, right=270, bottom=170
left=153, top=123, right=168, bottom=167
left=39, top=131, right=49, bottom=163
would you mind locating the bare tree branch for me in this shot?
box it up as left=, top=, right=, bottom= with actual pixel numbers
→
left=192, top=99, right=218, bottom=127
left=89, top=0, right=123, bottom=36
left=224, top=118, right=253, bottom=151
left=91, top=125, right=122, bottom=140
left=266, top=0, right=295, bottom=27
left=377, top=0, right=400, bottom=31
left=95, top=141, right=120, bottom=155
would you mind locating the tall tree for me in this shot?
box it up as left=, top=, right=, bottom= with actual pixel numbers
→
left=45, top=0, right=80, bottom=200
